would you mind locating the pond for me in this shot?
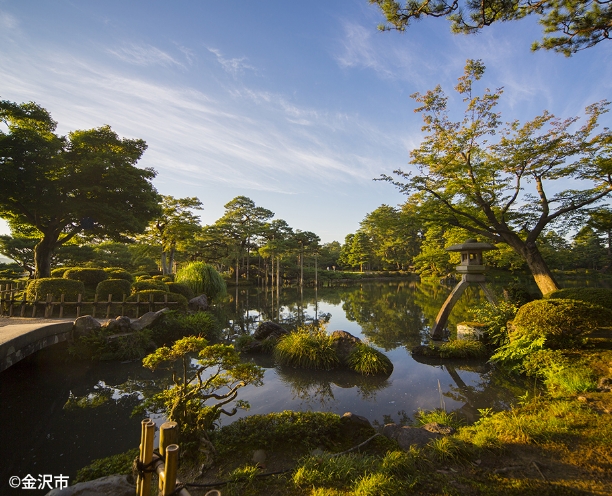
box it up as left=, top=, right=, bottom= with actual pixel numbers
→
left=1, top=278, right=539, bottom=491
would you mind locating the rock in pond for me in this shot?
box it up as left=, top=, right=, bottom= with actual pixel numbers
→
left=188, top=294, right=208, bottom=312
left=45, top=475, right=134, bottom=495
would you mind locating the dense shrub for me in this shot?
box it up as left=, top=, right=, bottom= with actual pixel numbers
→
left=510, top=298, right=612, bottom=348
left=347, top=344, right=394, bottom=376
left=102, top=267, right=134, bottom=283
left=131, top=271, right=150, bottom=279
left=0, top=278, right=17, bottom=289
left=63, top=268, right=108, bottom=287
left=126, top=290, right=188, bottom=311
left=166, top=282, right=195, bottom=300
left=175, top=262, right=226, bottom=300
left=469, top=300, right=519, bottom=347
left=545, top=288, right=612, bottom=311
left=95, top=279, right=132, bottom=300
left=51, top=267, right=71, bottom=278
left=27, top=278, right=84, bottom=300
left=131, top=279, right=168, bottom=293
left=147, top=310, right=220, bottom=345
left=274, top=325, right=339, bottom=370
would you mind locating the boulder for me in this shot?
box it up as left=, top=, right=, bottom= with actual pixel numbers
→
left=130, top=308, right=170, bottom=332
left=253, top=321, right=289, bottom=341
left=597, top=377, right=612, bottom=392
left=101, top=316, right=131, bottom=334
left=382, top=423, right=439, bottom=449
left=338, top=412, right=374, bottom=438
left=188, top=294, right=208, bottom=312
left=422, top=422, right=455, bottom=435
left=331, top=330, right=361, bottom=364
left=45, top=475, right=134, bottom=495
left=72, top=315, right=101, bottom=339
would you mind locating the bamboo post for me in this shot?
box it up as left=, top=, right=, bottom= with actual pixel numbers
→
left=106, top=294, right=112, bottom=319
left=92, top=293, right=98, bottom=318
left=76, top=294, right=82, bottom=318
left=162, top=445, right=179, bottom=496
left=158, top=421, right=178, bottom=492
left=137, top=419, right=155, bottom=496
left=9, top=289, right=14, bottom=317
left=20, top=293, right=26, bottom=317
left=31, top=294, right=38, bottom=317
left=59, top=293, right=65, bottom=318
left=44, top=294, right=52, bottom=318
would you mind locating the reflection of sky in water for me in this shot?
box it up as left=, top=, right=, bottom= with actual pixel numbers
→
left=226, top=299, right=502, bottom=426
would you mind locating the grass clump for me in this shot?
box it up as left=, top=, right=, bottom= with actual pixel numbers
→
left=274, top=324, right=339, bottom=370
left=175, top=262, right=227, bottom=300
left=347, top=343, right=393, bottom=376
left=415, top=408, right=463, bottom=429
left=415, top=340, right=488, bottom=359
left=74, top=448, right=138, bottom=483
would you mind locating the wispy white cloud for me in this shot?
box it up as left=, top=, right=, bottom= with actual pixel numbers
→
left=107, top=42, right=184, bottom=68
left=0, top=10, right=18, bottom=30
left=208, top=47, right=255, bottom=76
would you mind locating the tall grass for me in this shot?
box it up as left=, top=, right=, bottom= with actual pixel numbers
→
left=175, top=262, right=227, bottom=300
left=274, top=324, right=339, bottom=370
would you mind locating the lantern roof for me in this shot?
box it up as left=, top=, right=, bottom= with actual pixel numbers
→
left=445, top=238, right=497, bottom=252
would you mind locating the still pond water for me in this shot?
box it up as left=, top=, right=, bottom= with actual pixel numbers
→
left=1, top=278, right=559, bottom=490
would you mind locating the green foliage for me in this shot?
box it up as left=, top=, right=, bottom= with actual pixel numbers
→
left=215, top=411, right=342, bottom=454
left=416, top=340, right=489, bottom=359
left=126, top=290, right=188, bottom=311
left=63, top=267, right=108, bottom=287
left=427, top=436, right=470, bottom=463
left=95, top=278, right=131, bottom=299
left=103, top=267, right=135, bottom=282
left=511, top=298, right=612, bottom=348
left=175, top=262, right=226, bottom=300
left=142, top=337, right=264, bottom=439
left=166, top=281, right=194, bottom=300
left=490, top=335, right=547, bottom=373
left=545, top=366, right=598, bottom=394
left=74, top=448, right=139, bottom=483
left=50, top=267, right=70, bottom=278
left=0, top=278, right=17, bottom=288
left=26, top=277, right=84, bottom=300
left=147, top=310, right=220, bottom=345
left=469, top=299, right=519, bottom=346
left=293, top=453, right=379, bottom=488
left=546, top=287, right=612, bottom=310
left=69, top=327, right=156, bottom=361
left=415, top=409, right=463, bottom=429
left=274, top=323, right=340, bottom=370
left=347, top=343, right=393, bottom=376
left=131, top=279, right=168, bottom=292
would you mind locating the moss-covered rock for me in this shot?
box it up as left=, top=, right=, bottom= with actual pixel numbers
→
left=511, top=298, right=612, bottom=348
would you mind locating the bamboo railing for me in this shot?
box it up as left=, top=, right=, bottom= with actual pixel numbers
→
left=0, top=284, right=179, bottom=319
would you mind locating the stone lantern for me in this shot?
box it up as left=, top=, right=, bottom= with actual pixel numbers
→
left=430, top=239, right=497, bottom=340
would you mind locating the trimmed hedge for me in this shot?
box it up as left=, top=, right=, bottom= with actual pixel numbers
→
left=126, top=290, right=188, bottom=311
left=95, top=279, right=132, bottom=300
left=103, top=267, right=135, bottom=283
left=511, top=298, right=612, bottom=348
left=64, top=268, right=108, bottom=287
left=166, top=282, right=194, bottom=300
left=27, top=278, right=85, bottom=301
left=545, top=287, right=612, bottom=311
left=51, top=267, right=71, bottom=278
left=131, top=280, right=169, bottom=293
left=0, top=278, right=17, bottom=288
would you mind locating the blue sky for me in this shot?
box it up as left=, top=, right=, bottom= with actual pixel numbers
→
left=1, top=0, right=611, bottom=245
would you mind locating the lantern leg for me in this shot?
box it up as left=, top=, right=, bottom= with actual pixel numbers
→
left=478, top=282, right=497, bottom=305
left=430, top=278, right=469, bottom=340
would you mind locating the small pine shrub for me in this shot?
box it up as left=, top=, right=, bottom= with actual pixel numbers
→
left=27, top=278, right=84, bottom=301
left=274, top=325, right=339, bottom=370
left=95, top=279, right=132, bottom=300
left=131, top=279, right=168, bottom=293
left=347, top=344, right=393, bottom=376
left=545, top=287, right=612, bottom=311
left=175, top=262, right=227, bottom=300
left=166, top=282, right=195, bottom=300
left=102, top=267, right=134, bottom=282
left=511, top=298, right=612, bottom=348
left=63, top=268, right=108, bottom=287
left=51, top=267, right=71, bottom=278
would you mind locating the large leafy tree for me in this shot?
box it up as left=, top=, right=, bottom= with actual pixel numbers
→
left=370, top=0, right=612, bottom=55
left=0, top=100, right=161, bottom=278
left=382, top=60, right=612, bottom=295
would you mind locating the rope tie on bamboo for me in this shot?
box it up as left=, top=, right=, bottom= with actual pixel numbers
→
left=133, top=455, right=160, bottom=477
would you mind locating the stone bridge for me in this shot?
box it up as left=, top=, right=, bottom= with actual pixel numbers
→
left=0, top=320, right=74, bottom=372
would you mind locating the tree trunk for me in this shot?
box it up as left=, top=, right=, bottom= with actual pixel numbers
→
left=520, top=242, right=560, bottom=295
left=34, top=236, right=55, bottom=279
left=161, top=251, right=169, bottom=275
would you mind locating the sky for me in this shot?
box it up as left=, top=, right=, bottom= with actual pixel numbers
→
left=1, top=0, right=611, bottom=246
